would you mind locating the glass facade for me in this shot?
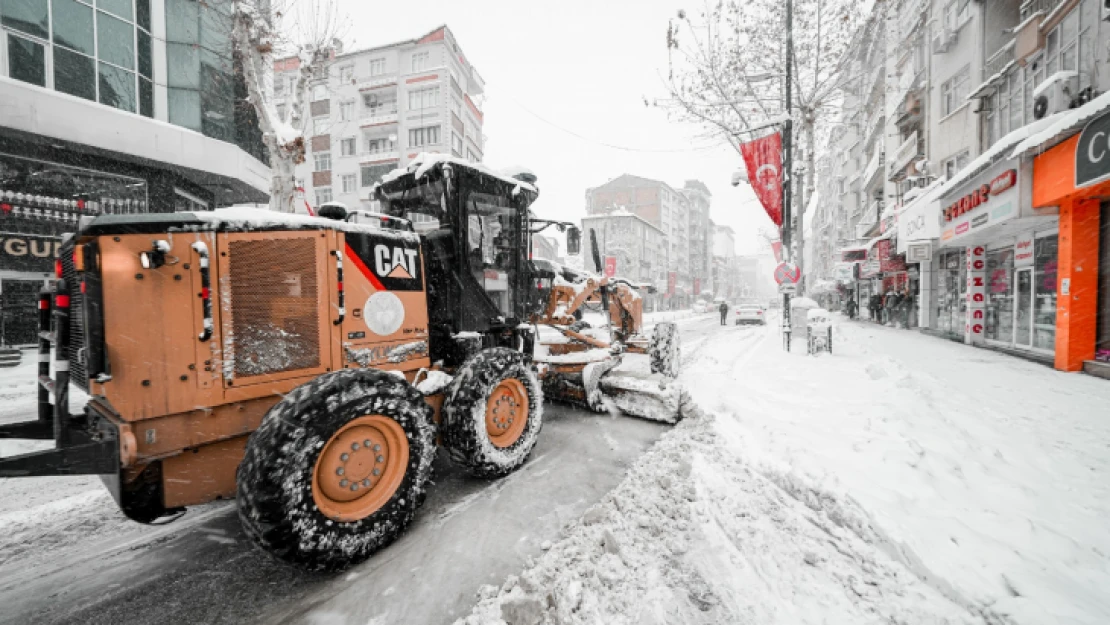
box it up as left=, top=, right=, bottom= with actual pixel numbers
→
left=1, top=0, right=152, bottom=115
left=1032, top=236, right=1057, bottom=351
left=933, top=250, right=966, bottom=339
left=985, top=248, right=1014, bottom=343
left=2, top=0, right=266, bottom=161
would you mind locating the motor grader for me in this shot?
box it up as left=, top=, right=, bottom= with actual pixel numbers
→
left=0, top=156, right=681, bottom=570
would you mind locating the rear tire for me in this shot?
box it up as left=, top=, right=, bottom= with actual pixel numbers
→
left=442, top=348, right=544, bottom=479
left=236, top=369, right=436, bottom=571
left=650, top=322, right=680, bottom=378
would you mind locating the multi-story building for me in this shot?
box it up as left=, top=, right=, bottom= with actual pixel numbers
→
left=581, top=209, right=667, bottom=310
left=585, top=173, right=713, bottom=306
left=531, top=234, right=561, bottom=263
left=276, top=25, right=486, bottom=211
left=0, top=0, right=269, bottom=344
left=817, top=0, right=1110, bottom=375
left=712, top=223, right=740, bottom=299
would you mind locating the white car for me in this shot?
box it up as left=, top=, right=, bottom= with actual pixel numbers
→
left=734, top=305, right=766, bottom=325
left=693, top=300, right=710, bottom=314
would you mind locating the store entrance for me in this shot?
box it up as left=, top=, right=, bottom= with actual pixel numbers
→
left=1015, top=268, right=1034, bottom=349
left=1097, top=202, right=1110, bottom=362
left=1, top=279, right=43, bottom=346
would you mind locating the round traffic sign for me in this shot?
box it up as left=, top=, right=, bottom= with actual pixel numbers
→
left=773, top=262, right=801, bottom=285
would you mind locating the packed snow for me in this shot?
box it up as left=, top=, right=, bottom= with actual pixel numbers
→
left=459, top=315, right=1110, bottom=625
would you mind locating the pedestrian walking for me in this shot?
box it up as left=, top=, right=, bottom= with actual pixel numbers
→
left=719, top=300, right=729, bottom=326
left=846, top=298, right=857, bottom=320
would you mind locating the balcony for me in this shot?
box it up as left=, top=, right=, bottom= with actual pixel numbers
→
left=360, top=109, right=399, bottom=127
left=357, top=75, right=399, bottom=90
left=1019, top=0, right=1063, bottom=20
left=888, top=132, right=919, bottom=180
left=862, top=149, right=884, bottom=188
left=360, top=151, right=399, bottom=164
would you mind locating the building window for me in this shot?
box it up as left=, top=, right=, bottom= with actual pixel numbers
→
left=274, top=75, right=285, bottom=96
left=276, top=103, right=286, bottom=120
left=316, top=189, right=332, bottom=205
left=361, top=91, right=396, bottom=115
left=411, top=50, right=429, bottom=72
left=340, top=137, right=356, bottom=156
left=941, top=66, right=970, bottom=116
left=2, top=0, right=153, bottom=116
left=452, top=133, right=464, bottom=156
left=312, top=84, right=328, bottom=101
left=338, top=100, right=354, bottom=120
left=338, top=65, right=353, bottom=84
left=943, top=0, right=970, bottom=31
left=314, top=152, right=331, bottom=172
left=365, top=136, right=394, bottom=154
left=408, top=85, right=439, bottom=110
left=942, top=150, right=969, bottom=179
left=368, top=57, right=385, bottom=76
left=341, top=174, right=356, bottom=194
left=408, top=125, right=439, bottom=147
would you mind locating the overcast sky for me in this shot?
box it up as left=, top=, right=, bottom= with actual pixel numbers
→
left=343, top=0, right=772, bottom=257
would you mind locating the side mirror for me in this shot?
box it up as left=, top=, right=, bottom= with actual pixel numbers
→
left=566, top=226, right=581, bottom=256
left=589, top=228, right=602, bottom=273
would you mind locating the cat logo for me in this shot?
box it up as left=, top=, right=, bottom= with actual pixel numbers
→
left=374, top=244, right=419, bottom=280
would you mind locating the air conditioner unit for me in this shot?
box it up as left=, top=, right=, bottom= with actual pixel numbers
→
left=931, top=28, right=956, bottom=54
left=1103, top=0, right=1110, bottom=21
left=1032, top=71, right=1079, bottom=119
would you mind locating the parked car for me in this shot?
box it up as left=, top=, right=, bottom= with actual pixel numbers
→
left=735, top=305, right=767, bottom=325
left=693, top=299, right=710, bottom=314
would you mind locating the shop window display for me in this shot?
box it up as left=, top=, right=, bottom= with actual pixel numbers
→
left=985, top=249, right=1014, bottom=342
left=1033, top=236, right=1058, bottom=351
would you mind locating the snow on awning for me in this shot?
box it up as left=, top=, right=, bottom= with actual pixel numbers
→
left=967, top=59, right=1015, bottom=101
left=866, top=229, right=894, bottom=250
left=1009, top=90, right=1110, bottom=160
left=838, top=244, right=868, bottom=254
left=934, top=115, right=1057, bottom=200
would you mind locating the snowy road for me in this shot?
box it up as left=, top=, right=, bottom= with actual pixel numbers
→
left=0, top=313, right=724, bottom=625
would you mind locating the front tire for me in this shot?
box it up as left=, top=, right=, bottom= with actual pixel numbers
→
left=650, top=322, right=680, bottom=378
left=442, top=348, right=544, bottom=479
left=237, top=369, right=436, bottom=571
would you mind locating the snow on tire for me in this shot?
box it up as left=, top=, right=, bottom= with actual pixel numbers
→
left=650, top=322, right=680, bottom=378
left=236, top=369, right=436, bottom=572
left=442, top=348, right=543, bottom=479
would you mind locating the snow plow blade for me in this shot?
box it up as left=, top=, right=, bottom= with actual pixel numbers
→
left=598, top=370, right=684, bottom=424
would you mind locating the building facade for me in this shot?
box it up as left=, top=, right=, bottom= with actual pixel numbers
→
left=816, top=0, right=1110, bottom=376
left=276, top=25, right=486, bottom=212
left=0, top=0, right=269, bottom=344
left=585, top=173, right=713, bottom=307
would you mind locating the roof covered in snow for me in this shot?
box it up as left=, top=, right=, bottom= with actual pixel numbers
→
left=378, top=152, right=538, bottom=197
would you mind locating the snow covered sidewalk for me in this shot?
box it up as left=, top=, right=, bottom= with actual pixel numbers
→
left=459, top=318, right=1110, bottom=625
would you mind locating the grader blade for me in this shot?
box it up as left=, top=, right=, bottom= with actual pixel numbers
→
left=597, top=370, right=684, bottom=424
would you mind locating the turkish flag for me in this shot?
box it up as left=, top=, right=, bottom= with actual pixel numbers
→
left=771, top=240, right=783, bottom=263
left=739, top=133, right=783, bottom=227
left=604, top=256, right=617, bottom=278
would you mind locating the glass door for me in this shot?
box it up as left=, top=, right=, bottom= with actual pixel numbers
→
left=1015, top=268, right=1033, bottom=348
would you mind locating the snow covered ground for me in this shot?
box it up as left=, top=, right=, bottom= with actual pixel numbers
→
left=459, top=316, right=1110, bottom=625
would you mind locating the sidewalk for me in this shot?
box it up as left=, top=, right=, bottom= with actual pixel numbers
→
left=689, top=319, right=1110, bottom=625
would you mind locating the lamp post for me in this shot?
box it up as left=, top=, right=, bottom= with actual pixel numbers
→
left=780, top=0, right=795, bottom=351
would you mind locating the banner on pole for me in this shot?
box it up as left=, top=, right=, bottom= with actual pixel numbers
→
left=667, top=271, right=677, bottom=296
left=771, top=240, right=783, bottom=263
left=739, top=133, right=784, bottom=227
left=604, top=256, right=617, bottom=277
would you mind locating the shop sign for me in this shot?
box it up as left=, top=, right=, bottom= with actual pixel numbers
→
left=834, top=263, right=855, bottom=283
left=965, top=245, right=987, bottom=345
left=907, top=242, right=932, bottom=262
left=1014, top=233, right=1034, bottom=267
left=1076, top=110, right=1110, bottom=188
left=0, top=234, right=62, bottom=274
left=940, top=168, right=1019, bottom=244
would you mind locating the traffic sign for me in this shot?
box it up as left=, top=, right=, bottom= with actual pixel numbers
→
left=773, top=262, right=801, bottom=285
left=778, top=282, right=797, bottom=295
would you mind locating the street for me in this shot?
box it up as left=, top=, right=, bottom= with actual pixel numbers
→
left=0, top=314, right=725, bottom=625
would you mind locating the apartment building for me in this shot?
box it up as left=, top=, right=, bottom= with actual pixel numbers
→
left=581, top=210, right=667, bottom=309
left=0, top=0, right=269, bottom=344
left=275, top=25, right=486, bottom=211
left=585, top=174, right=713, bottom=305
left=818, top=0, right=1110, bottom=375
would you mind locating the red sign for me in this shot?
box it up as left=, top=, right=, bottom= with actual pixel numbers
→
left=771, top=240, right=783, bottom=263
left=773, top=262, right=801, bottom=285
left=693, top=278, right=701, bottom=295
left=943, top=169, right=1017, bottom=223
left=604, top=256, right=617, bottom=278
left=667, top=271, right=676, bottom=296
left=739, top=133, right=783, bottom=227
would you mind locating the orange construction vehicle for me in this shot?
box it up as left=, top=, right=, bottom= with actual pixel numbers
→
left=0, top=156, right=681, bottom=570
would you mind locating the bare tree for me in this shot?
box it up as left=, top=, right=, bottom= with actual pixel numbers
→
left=663, top=0, right=867, bottom=286
left=232, top=0, right=348, bottom=212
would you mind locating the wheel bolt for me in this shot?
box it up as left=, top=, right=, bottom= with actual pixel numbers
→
left=351, top=442, right=360, bottom=450
left=362, top=479, right=370, bottom=487
left=373, top=468, right=381, bottom=476
left=350, top=483, right=359, bottom=492
left=373, top=444, right=381, bottom=452
left=336, top=467, right=344, bottom=476
left=377, top=455, right=385, bottom=463
left=339, top=479, right=349, bottom=487
left=364, top=439, right=372, bottom=448
left=340, top=453, right=349, bottom=462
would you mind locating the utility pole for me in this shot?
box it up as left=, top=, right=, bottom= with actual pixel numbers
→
left=781, top=0, right=794, bottom=351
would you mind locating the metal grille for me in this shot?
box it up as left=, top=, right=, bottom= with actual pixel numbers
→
left=227, top=238, right=321, bottom=378
left=59, top=242, right=89, bottom=391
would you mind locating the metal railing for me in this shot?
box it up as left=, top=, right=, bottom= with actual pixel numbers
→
left=984, top=41, right=1016, bottom=81
left=1020, top=0, right=1063, bottom=20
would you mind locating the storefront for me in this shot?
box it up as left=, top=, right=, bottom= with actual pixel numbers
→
left=897, top=180, right=943, bottom=330
left=934, top=155, right=1058, bottom=352
left=1026, top=106, right=1110, bottom=373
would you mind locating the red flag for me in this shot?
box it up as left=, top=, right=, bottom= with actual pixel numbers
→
left=771, top=240, right=783, bottom=264
left=604, top=256, right=617, bottom=277
left=739, top=133, right=783, bottom=227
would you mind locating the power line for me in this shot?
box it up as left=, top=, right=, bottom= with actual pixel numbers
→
left=501, top=95, right=726, bottom=154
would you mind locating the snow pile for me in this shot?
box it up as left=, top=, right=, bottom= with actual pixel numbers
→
left=186, top=206, right=420, bottom=242
left=415, top=370, right=453, bottom=395
left=456, top=409, right=976, bottom=625
left=380, top=152, right=539, bottom=195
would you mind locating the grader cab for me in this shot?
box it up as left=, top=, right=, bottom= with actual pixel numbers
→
left=0, top=155, right=681, bottom=570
